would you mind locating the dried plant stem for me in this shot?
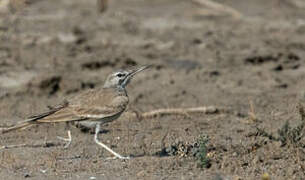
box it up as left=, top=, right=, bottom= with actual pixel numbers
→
left=97, top=0, right=108, bottom=13
left=248, top=99, right=258, bottom=122
left=127, top=106, right=219, bottom=119
left=192, top=0, right=242, bottom=19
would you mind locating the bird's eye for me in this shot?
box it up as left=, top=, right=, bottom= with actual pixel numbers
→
left=117, top=73, right=124, bottom=77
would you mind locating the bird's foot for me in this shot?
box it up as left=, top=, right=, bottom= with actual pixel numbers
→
left=57, top=130, right=72, bottom=149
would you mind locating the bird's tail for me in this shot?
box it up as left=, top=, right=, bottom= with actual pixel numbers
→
left=1, top=120, right=34, bottom=134
left=1, top=102, right=68, bottom=134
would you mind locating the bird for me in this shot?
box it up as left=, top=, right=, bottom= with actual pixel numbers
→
left=1, top=65, right=151, bottom=160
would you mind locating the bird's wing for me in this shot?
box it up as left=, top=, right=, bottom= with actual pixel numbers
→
left=36, top=88, right=128, bottom=123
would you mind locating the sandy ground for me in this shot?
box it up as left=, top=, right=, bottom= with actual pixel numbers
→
left=0, top=0, right=305, bottom=179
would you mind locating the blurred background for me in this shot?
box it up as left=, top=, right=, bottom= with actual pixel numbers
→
left=0, top=0, right=305, bottom=179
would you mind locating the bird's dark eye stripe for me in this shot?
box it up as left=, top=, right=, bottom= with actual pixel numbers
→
left=117, top=73, right=124, bottom=77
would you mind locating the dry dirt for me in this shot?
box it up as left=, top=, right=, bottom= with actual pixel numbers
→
left=0, top=0, right=305, bottom=179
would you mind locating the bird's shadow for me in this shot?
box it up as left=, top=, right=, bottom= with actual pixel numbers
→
left=79, top=127, right=110, bottom=134
left=128, top=154, right=146, bottom=158
left=127, top=152, right=170, bottom=159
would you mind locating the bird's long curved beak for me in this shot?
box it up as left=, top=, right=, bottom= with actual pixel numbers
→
left=121, top=65, right=151, bottom=88
left=128, top=65, right=151, bottom=77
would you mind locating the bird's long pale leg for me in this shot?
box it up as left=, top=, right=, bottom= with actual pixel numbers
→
left=94, top=123, right=130, bottom=160
left=57, top=130, right=72, bottom=149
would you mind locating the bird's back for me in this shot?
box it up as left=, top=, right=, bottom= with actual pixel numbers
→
left=35, top=87, right=129, bottom=123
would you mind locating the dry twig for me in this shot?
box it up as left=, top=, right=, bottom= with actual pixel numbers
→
left=192, top=0, right=242, bottom=19
left=127, top=106, right=219, bottom=119
left=97, top=0, right=108, bottom=13
left=248, top=99, right=258, bottom=122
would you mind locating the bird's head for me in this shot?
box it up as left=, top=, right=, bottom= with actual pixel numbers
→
left=103, top=65, right=151, bottom=88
